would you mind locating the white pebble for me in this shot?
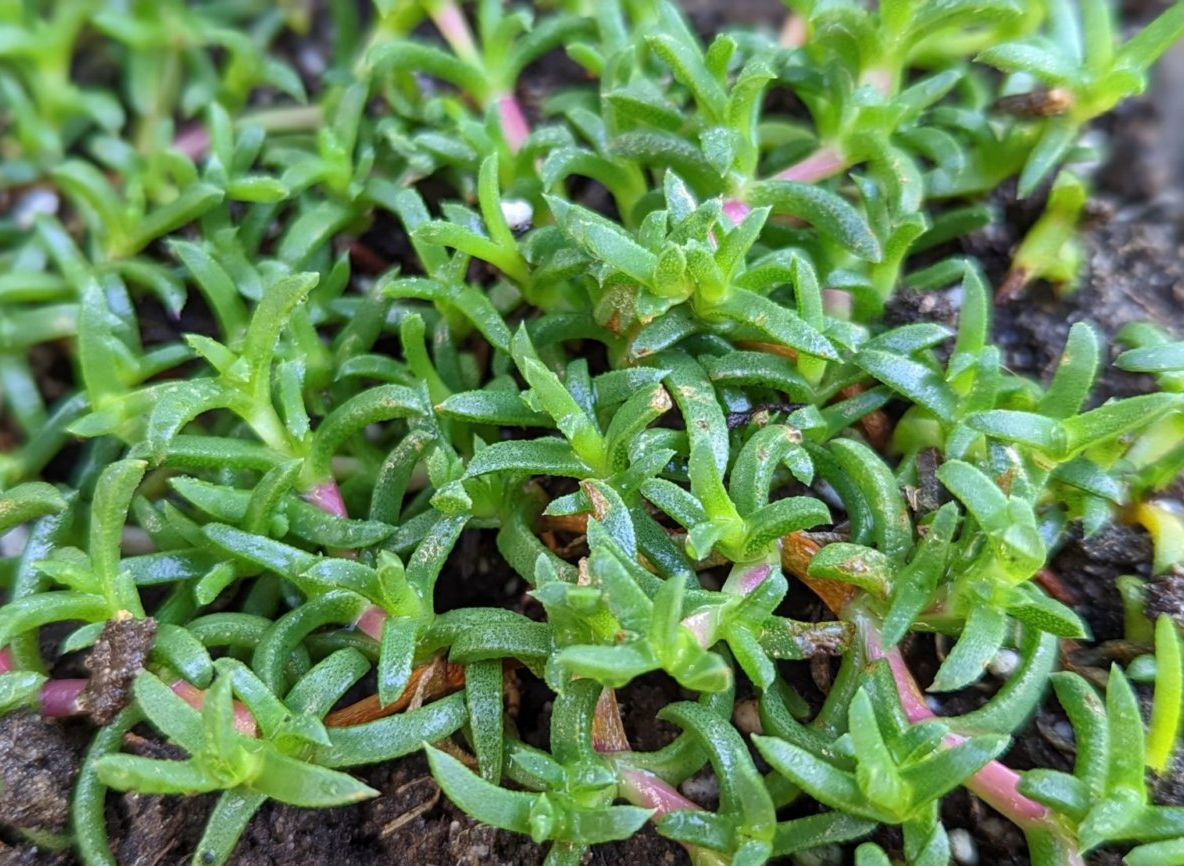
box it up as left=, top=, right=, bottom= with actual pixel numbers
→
left=679, top=771, right=719, bottom=805
left=733, top=698, right=763, bottom=735
left=950, top=828, right=979, bottom=866
left=500, top=199, right=533, bottom=233
left=15, top=188, right=59, bottom=229
left=0, top=525, right=29, bottom=559
left=988, top=649, right=1020, bottom=679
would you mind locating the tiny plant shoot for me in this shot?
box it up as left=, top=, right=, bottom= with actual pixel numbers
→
left=2, top=2, right=1184, bottom=866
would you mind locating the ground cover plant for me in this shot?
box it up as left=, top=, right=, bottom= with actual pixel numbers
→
left=4, top=0, right=1184, bottom=864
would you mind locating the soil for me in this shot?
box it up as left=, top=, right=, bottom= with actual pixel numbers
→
left=5, top=3, right=1184, bottom=866
left=0, top=712, right=83, bottom=836
left=79, top=617, right=157, bottom=727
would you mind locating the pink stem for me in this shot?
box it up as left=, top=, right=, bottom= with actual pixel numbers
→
left=617, top=767, right=727, bottom=866
left=780, top=13, right=807, bottom=48
left=965, top=755, right=1050, bottom=827
left=863, top=626, right=933, bottom=725
left=860, top=67, right=895, bottom=98
left=39, top=678, right=87, bottom=717
left=680, top=609, right=715, bottom=648
left=496, top=93, right=531, bottom=152
left=822, top=288, right=852, bottom=319
left=2, top=649, right=86, bottom=718
left=732, top=562, right=773, bottom=596
left=173, top=123, right=211, bottom=162
left=171, top=681, right=258, bottom=737
left=304, top=478, right=361, bottom=559
left=618, top=766, right=704, bottom=813
left=722, top=198, right=752, bottom=225
left=773, top=146, right=847, bottom=184
left=862, top=622, right=1050, bottom=828
left=354, top=605, right=387, bottom=641
left=682, top=559, right=775, bottom=646
left=428, top=0, right=480, bottom=65
left=722, top=145, right=847, bottom=228
left=305, top=479, right=349, bottom=518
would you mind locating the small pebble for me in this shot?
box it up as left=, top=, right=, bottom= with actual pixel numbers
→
left=988, top=648, right=1020, bottom=679
left=733, top=698, right=763, bottom=735
left=297, top=44, right=326, bottom=78
left=500, top=199, right=533, bottom=234
left=0, top=525, right=29, bottom=559
left=679, top=771, right=718, bottom=806
left=949, top=828, right=979, bottom=866
left=14, top=188, right=58, bottom=229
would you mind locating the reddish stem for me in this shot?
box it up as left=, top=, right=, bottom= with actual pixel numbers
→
left=722, top=198, right=753, bottom=225
left=305, top=479, right=349, bottom=518
left=496, top=93, right=531, bottom=152
left=589, top=687, right=716, bottom=864
left=730, top=561, right=773, bottom=596
left=173, top=123, right=211, bottom=162
left=428, top=0, right=480, bottom=65
left=618, top=766, right=704, bottom=813
left=681, top=558, right=776, bottom=647
left=39, top=678, right=88, bottom=717
left=354, top=605, right=387, bottom=641
left=2, top=649, right=87, bottom=717
left=861, top=622, right=1050, bottom=828
left=171, top=681, right=258, bottom=737
left=780, top=13, right=807, bottom=49
left=617, top=768, right=727, bottom=866
left=722, top=145, right=848, bottom=230
left=860, top=67, right=895, bottom=98
left=772, top=146, right=847, bottom=184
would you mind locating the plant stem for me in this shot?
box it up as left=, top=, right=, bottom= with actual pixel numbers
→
left=39, top=678, right=87, bottom=716
left=495, top=93, right=531, bottom=152
left=780, top=11, right=807, bottom=48
left=304, top=479, right=349, bottom=518
left=682, top=555, right=778, bottom=647
left=173, top=122, right=210, bottom=162
left=1, top=647, right=87, bottom=717
left=353, top=605, right=386, bottom=641
left=617, top=765, right=703, bottom=812
left=722, top=198, right=753, bottom=225
left=590, top=687, right=718, bottom=864
left=171, top=680, right=258, bottom=736
left=323, top=657, right=467, bottom=727
left=772, top=145, right=848, bottom=184
left=860, top=617, right=1052, bottom=829
left=724, top=145, right=848, bottom=225
left=616, top=767, right=727, bottom=866
left=424, top=0, right=532, bottom=151
left=427, top=0, right=481, bottom=67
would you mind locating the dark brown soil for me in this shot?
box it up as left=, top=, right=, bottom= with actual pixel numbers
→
left=0, top=712, right=84, bottom=835
left=1147, top=571, right=1184, bottom=630
left=79, top=617, right=157, bottom=727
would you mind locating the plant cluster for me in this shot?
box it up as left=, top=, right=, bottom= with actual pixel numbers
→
left=4, top=1, right=1184, bottom=865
